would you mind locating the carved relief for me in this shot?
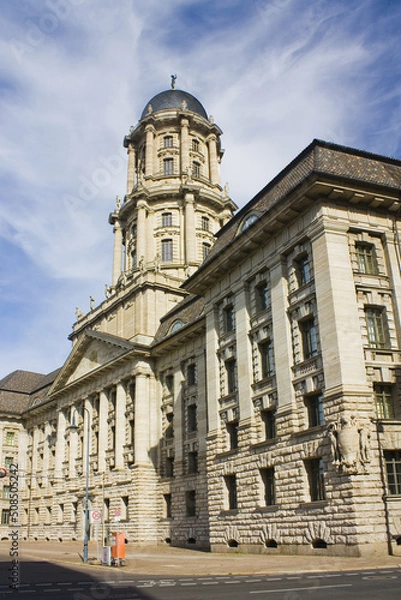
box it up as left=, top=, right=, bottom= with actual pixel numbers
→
left=327, top=414, right=371, bottom=474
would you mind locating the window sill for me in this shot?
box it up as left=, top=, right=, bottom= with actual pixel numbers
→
left=254, top=505, right=279, bottom=513
left=299, top=501, right=328, bottom=509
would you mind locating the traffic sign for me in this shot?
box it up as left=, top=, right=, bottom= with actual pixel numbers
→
left=90, top=509, right=102, bottom=523
left=0, top=468, right=7, bottom=478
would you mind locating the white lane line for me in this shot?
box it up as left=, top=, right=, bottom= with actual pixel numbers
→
left=250, top=583, right=353, bottom=594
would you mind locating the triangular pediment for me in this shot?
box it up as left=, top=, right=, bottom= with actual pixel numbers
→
left=49, top=330, right=137, bottom=394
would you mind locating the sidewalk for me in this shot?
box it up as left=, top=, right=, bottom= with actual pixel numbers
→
left=9, top=540, right=401, bottom=576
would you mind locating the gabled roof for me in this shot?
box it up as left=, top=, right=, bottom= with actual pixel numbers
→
left=48, top=330, right=145, bottom=397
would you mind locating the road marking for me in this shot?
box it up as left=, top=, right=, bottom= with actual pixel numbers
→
left=44, top=589, right=61, bottom=592
left=250, top=583, right=353, bottom=594
left=202, top=581, right=219, bottom=585
left=246, top=579, right=262, bottom=582
left=181, top=582, right=197, bottom=586
left=36, top=582, right=52, bottom=586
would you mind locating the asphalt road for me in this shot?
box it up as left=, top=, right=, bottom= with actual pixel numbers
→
left=0, top=560, right=400, bottom=600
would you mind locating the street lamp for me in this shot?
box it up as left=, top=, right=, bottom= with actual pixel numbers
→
left=68, top=406, right=90, bottom=563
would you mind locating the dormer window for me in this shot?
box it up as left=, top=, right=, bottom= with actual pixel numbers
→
left=239, top=212, right=258, bottom=233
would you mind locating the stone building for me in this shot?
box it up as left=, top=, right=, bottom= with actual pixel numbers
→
left=1, top=86, right=401, bottom=556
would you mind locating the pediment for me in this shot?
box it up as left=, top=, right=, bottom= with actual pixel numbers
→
left=49, top=330, right=136, bottom=394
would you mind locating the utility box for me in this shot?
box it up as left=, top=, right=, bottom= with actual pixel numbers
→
left=102, top=546, right=111, bottom=566
left=111, top=532, right=125, bottom=565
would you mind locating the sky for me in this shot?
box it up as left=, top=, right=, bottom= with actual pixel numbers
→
left=1, top=0, right=401, bottom=379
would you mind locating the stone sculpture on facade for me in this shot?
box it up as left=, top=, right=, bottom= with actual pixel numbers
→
left=327, top=415, right=371, bottom=474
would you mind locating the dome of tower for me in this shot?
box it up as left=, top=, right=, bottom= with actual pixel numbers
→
left=140, top=89, right=208, bottom=120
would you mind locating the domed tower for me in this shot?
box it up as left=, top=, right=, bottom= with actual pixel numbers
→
left=109, top=86, right=237, bottom=286
left=71, top=85, right=236, bottom=345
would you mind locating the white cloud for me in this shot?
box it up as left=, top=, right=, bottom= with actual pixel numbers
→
left=1, top=0, right=401, bottom=377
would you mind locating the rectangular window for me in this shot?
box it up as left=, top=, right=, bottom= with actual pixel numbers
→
left=305, top=458, right=325, bottom=502
left=188, top=451, right=198, bottom=474
left=185, top=490, right=196, bottom=517
left=224, top=474, right=237, bottom=510
left=260, top=467, right=276, bottom=506
left=163, top=135, right=173, bottom=148
left=255, top=282, right=269, bottom=312
left=187, top=404, right=197, bottom=433
left=192, top=139, right=199, bottom=152
left=164, top=493, right=172, bottom=518
left=162, top=212, right=173, bottom=227
left=1, top=509, right=10, bottom=525
left=163, top=158, right=174, bottom=175
left=161, top=239, right=173, bottom=262
left=58, top=504, right=64, bottom=523
left=165, top=374, right=174, bottom=394
left=223, top=305, right=235, bottom=333
left=261, top=409, right=276, bottom=440
left=356, top=243, right=377, bottom=274
left=187, top=363, right=197, bottom=386
left=259, top=340, right=275, bottom=378
left=2, top=485, right=10, bottom=499
left=384, top=451, right=401, bottom=496
left=121, top=496, right=129, bottom=520
left=201, top=216, right=209, bottom=231
left=227, top=420, right=239, bottom=450
left=202, top=242, right=211, bottom=260
left=365, top=307, right=387, bottom=349
left=192, top=161, right=200, bottom=178
left=225, top=358, right=237, bottom=394
left=375, top=384, right=395, bottom=419
left=295, top=254, right=311, bottom=286
left=165, top=412, right=174, bottom=440
left=5, top=431, right=15, bottom=446
left=300, top=318, right=318, bottom=359
left=305, top=393, right=324, bottom=428
left=165, top=456, right=174, bottom=478
left=4, top=457, right=13, bottom=469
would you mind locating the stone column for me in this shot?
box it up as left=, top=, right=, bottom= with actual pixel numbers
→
left=114, top=382, right=126, bottom=469
left=136, top=201, right=147, bottom=266
left=208, top=134, right=220, bottom=185
left=145, top=125, right=155, bottom=176
left=180, top=118, right=190, bottom=175
left=311, top=220, right=367, bottom=394
left=83, top=399, right=92, bottom=477
left=54, top=409, right=66, bottom=479
left=68, top=408, right=78, bottom=477
left=134, top=372, right=150, bottom=464
left=270, top=256, right=295, bottom=412
left=126, top=144, right=136, bottom=193
left=31, top=426, right=39, bottom=488
left=236, top=285, right=253, bottom=420
left=111, top=217, right=123, bottom=286
left=98, top=390, right=108, bottom=472
left=205, top=305, right=220, bottom=433
left=184, top=193, right=196, bottom=265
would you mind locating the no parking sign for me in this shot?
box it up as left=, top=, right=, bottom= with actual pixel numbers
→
left=90, top=509, right=102, bottom=524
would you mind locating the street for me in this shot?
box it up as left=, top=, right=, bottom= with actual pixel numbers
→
left=0, top=559, right=400, bottom=599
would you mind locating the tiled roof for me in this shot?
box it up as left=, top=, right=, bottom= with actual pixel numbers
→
left=0, top=369, right=60, bottom=416
left=153, top=294, right=205, bottom=344
left=186, top=139, right=401, bottom=286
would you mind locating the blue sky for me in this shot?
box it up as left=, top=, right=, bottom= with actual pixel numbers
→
left=1, top=0, right=401, bottom=378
